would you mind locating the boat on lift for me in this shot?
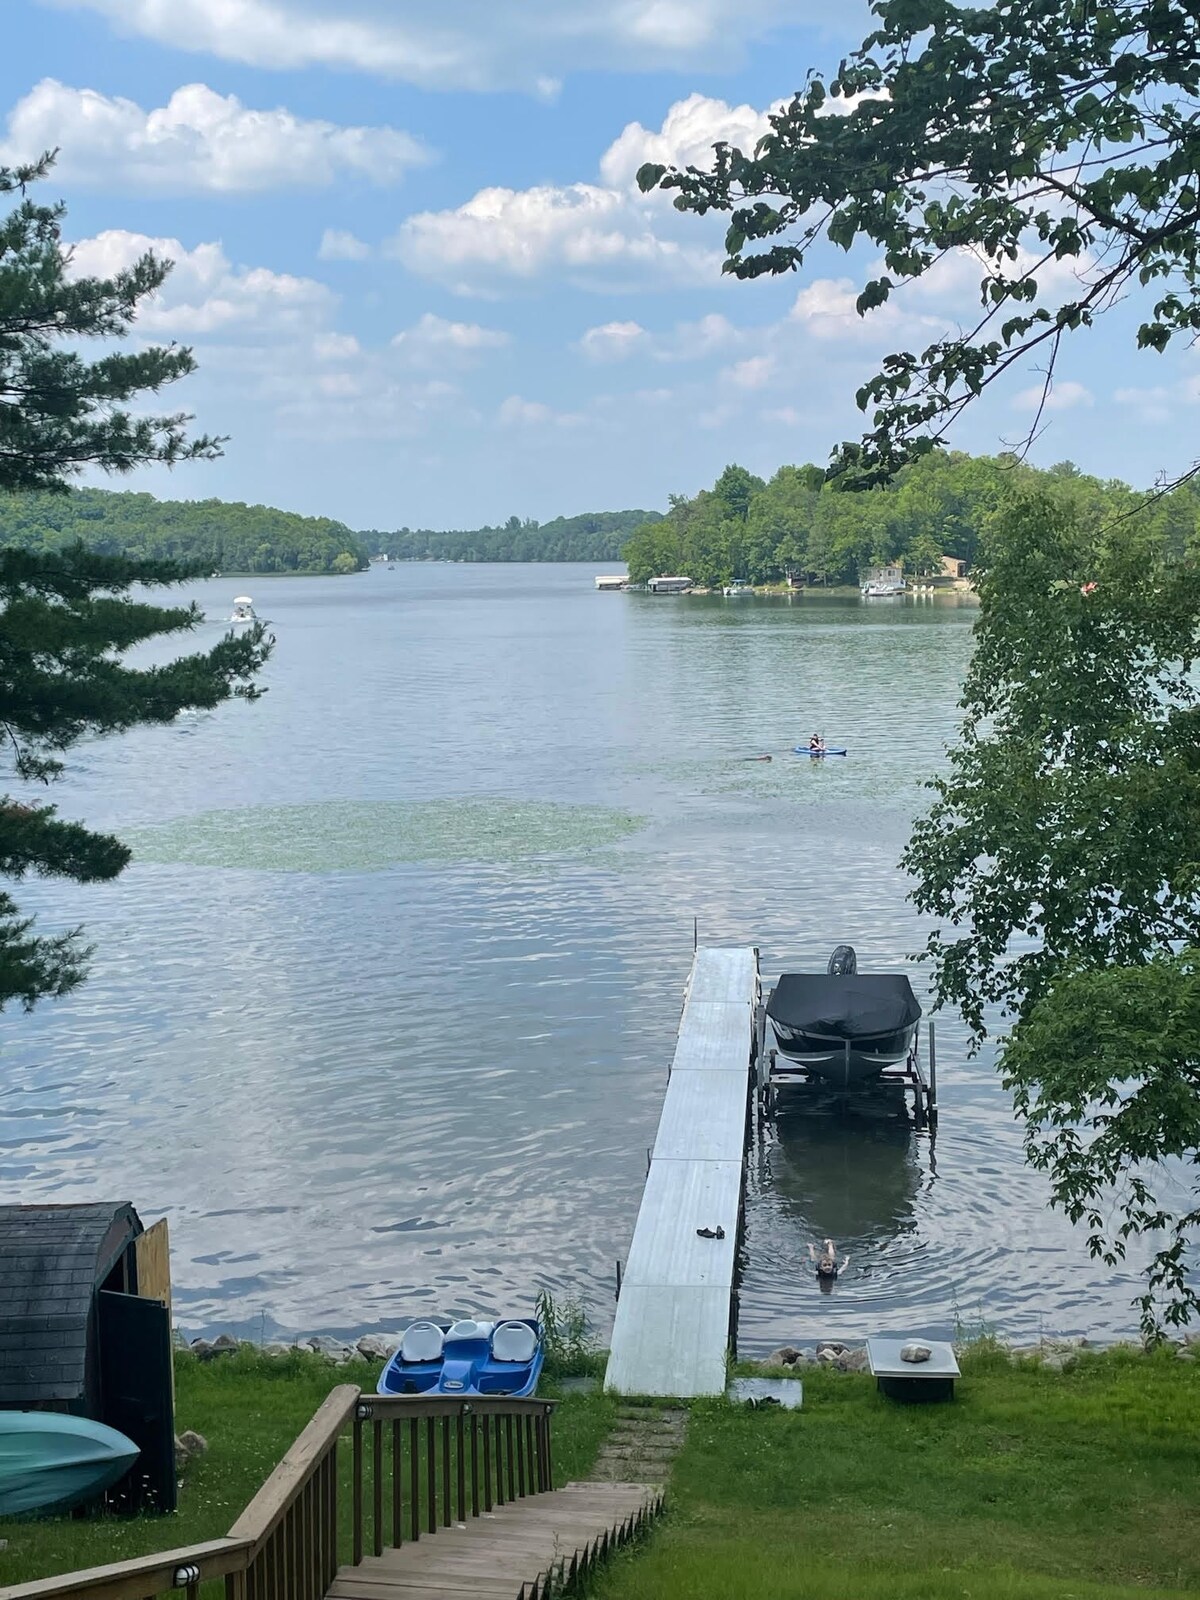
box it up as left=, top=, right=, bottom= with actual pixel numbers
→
left=762, top=945, right=922, bottom=1090
left=377, top=1318, right=544, bottom=1399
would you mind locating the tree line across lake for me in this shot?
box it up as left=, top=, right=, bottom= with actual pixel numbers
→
left=7, top=456, right=1200, bottom=585
left=0, top=493, right=659, bottom=571
left=0, top=488, right=371, bottom=575
left=622, top=453, right=1200, bottom=590
left=363, top=508, right=659, bottom=563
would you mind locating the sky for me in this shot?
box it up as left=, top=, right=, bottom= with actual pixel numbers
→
left=2, top=0, right=1195, bottom=530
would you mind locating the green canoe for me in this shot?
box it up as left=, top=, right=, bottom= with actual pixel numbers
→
left=0, top=1411, right=139, bottom=1517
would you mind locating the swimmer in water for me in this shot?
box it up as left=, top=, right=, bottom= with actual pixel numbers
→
left=809, top=1238, right=849, bottom=1284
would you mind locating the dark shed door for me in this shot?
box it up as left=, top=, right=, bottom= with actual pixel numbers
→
left=98, top=1290, right=177, bottom=1512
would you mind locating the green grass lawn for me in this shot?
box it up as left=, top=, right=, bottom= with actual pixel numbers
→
left=594, top=1344, right=1200, bottom=1600
left=0, top=1348, right=616, bottom=1591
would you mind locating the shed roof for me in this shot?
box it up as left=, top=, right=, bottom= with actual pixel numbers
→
left=0, top=1202, right=140, bottom=1406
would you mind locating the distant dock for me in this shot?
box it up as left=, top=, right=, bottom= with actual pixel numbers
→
left=605, top=946, right=758, bottom=1397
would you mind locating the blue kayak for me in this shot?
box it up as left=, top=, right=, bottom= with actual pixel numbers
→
left=378, top=1318, right=544, bottom=1399
left=794, top=746, right=848, bottom=757
left=0, top=1412, right=139, bottom=1517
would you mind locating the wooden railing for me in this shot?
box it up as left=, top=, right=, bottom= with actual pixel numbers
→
left=348, top=1396, right=555, bottom=1565
left=0, top=1387, right=555, bottom=1600
left=227, top=1384, right=357, bottom=1600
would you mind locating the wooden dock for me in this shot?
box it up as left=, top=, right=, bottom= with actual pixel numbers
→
left=605, top=947, right=758, bottom=1398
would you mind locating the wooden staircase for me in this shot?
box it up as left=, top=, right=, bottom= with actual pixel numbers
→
left=2, top=1391, right=665, bottom=1600
left=328, top=1481, right=662, bottom=1599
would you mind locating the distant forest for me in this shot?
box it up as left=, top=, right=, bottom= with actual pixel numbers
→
left=0, top=489, right=371, bottom=575
left=622, top=453, right=1200, bottom=589
left=366, top=509, right=661, bottom=563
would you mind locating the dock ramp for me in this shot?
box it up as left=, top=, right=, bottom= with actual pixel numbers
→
left=605, top=946, right=758, bottom=1397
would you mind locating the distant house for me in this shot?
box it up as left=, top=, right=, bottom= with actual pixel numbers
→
left=861, top=564, right=906, bottom=595
left=942, top=556, right=968, bottom=579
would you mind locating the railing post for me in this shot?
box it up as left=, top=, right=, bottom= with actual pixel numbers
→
left=442, top=1413, right=452, bottom=1527
left=352, top=1410, right=364, bottom=1567
left=483, top=1410, right=493, bottom=1511
left=373, top=1418, right=384, bottom=1558
left=426, top=1416, right=437, bottom=1532
left=392, top=1419, right=403, bottom=1547
left=456, top=1409, right=467, bottom=1522
left=410, top=1417, right=421, bottom=1541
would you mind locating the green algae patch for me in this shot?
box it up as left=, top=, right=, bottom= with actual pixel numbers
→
left=127, top=798, right=646, bottom=873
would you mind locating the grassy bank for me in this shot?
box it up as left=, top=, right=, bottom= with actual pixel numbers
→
left=0, top=1349, right=616, bottom=1590
left=594, top=1344, right=1200, bottom=1600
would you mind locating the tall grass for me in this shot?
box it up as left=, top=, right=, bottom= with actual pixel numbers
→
left=536, top=1288, right=606, bottom=1379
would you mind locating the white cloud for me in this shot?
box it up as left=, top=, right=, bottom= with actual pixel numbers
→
left=1115, top=385, right=1174, bottom=424
left=390, top=182, right=720, bottom=294
left=1013, top=379, right=1093, bottom=413
left=42, top=0, right=827, bottom=92
left=319, top=229, right=371, bottom=261
left=763, top=406, right=804, bottom=426
left=788, top=278, right=874, bottom=341
left=67, top=230, right=335, bottom=337
left=497, top=395, right=584, bottom=427
left=724, top=354, right=774, bottom=390
left=577, top=320, right=647, bottom=361
left=599, top=92, right=778, bottom=191
left=314, top=332, right=361, bottom=359
left=2, top=79, right=430, bottom=192
left=391, top=312, right=510, bottom=364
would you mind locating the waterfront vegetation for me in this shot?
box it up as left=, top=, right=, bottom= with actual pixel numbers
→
left=622, top=453, right=1200, bottom=591
left=595, top=1344, right=1200, bottom=1600
left=367, top=508, right=660, bottom=564
left=0, top=487, right=370, bottom=575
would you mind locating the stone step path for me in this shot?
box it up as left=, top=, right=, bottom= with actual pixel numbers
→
left=589, top=1402, right=688, bottom=1484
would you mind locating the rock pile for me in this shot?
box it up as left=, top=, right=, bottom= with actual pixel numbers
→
left=179, top=1331, right=400, bottom=1365
left=759, top=1342, right=869, bottom=1373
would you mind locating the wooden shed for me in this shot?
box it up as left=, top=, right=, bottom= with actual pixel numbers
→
left=0, top=1201, right=177, bottom=1511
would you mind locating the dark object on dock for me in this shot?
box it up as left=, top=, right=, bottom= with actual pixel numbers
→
left=0, top=1202, right=176, bottom=1513
left=867, top=1336, right=959, bottom=1402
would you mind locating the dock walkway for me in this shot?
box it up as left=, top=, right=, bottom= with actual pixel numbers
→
left=605, top=947, right=758, bottom=1397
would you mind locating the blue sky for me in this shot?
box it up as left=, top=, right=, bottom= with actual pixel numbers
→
left=1, top=0, right=1193, bottom=529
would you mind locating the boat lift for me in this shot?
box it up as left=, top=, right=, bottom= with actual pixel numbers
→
left=753, top=988, right=939, bottom=1129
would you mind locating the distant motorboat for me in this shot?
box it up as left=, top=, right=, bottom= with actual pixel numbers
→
left=0, top=1412, right=139, bottom=1517
left=229, top=596, right=258, bottom=624
left=722, top=580, right=755, bottom=596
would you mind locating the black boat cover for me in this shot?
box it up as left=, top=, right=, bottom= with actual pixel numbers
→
left=766, top=974, right=921, bottom=1040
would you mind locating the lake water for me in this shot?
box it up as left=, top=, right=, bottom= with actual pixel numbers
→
left=0, top=564, right=1160, bottom=1350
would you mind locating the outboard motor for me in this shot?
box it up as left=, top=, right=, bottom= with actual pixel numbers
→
left=827, top=944, right=857, bottom=976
